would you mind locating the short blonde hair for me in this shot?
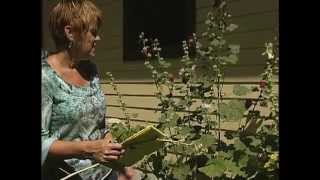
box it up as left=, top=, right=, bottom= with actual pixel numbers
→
left=49, top=0, right=102, bottom=49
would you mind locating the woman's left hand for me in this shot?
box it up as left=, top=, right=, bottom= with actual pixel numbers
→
left=104, top=133, right=137, bottom=179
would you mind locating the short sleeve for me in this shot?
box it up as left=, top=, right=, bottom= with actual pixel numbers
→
left=41, top=71, right=58, bottom=165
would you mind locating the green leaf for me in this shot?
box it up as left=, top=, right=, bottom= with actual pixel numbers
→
left=229, top=44, right=240, bottom=54
left=216, top=151, right=232, bottom=159
left=238, top=154, right=249, bottom=168
left=234, top=138, right=247, bottom=151
left=158, top=59, right=171, bottom=68
left=226, top=24, right=239, bottom=32
left=180, top=126, right=193, bottom=134
left=251, top=86, right=260, bottom=92
left=202, top=32, right=209, bottom=37
left=248, top=136, right=262, bottom=147
left=198, top=159, right=225, bottom=178
left=172, top=165, right=191, bottom=180
left=174, top=144, right=193, bottom=155
left=177, top=99, right=188, bottom=108
left=234, top=138, right=257, bottom=156
left=144, top=61, right=154, bottom=70
left=174, top=85, right=183, bottom=91
left=158, top=114, right=167, bottom=123
left=220, top=100, right=246, bottom=121
left=233, top=85, right=250, bottom=96
left=210, top=39, right=220, bottom=46
left=223, top=54, right=239, bottom=64
left=168, top=113, right=179, bottom=127
left=220, top=39, right=226, bottom=46
left=196, top=134, right=217, bottom=147
left=224, top=159, right=247, bottom=178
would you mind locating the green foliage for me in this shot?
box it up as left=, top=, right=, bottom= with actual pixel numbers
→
left=198, top=159, right=225, bottom=178
left=220, top=100, right=246, bottom=121
left=105, top=0, right=279, bottom=179
left=233, top=85, right=250, bottom=96
left=109, top=123, right=143, bottom=143
left=172, top=164, right=191, bottom=180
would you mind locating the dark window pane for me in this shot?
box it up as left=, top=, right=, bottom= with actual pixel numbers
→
left=124, top=0, right=196, bottom=61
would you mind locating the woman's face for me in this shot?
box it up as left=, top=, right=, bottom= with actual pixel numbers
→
left=73, top=26, right=101, bottom=58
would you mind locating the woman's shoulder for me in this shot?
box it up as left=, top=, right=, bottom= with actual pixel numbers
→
left=41, top=50, right=56, bottom=89
left=41, top=50, right=50, bottom=69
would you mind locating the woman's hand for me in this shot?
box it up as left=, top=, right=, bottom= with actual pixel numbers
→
left=90, top=139, right=125, bottom=163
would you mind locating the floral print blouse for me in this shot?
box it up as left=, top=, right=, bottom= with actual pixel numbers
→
left=41, top=52, right=115, bottom=180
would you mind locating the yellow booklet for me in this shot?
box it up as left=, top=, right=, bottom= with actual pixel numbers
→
left=113, top=125, right=167, bottom=166
left=61, top=126, right=167, bottom=180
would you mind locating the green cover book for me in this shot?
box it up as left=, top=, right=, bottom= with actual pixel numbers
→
left=107, top=125, right=167, bottom=167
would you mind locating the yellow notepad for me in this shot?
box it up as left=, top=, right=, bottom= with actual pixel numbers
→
left=116, top=125, right=167, bottom=166
left=63, top=126, right=167, bottom=179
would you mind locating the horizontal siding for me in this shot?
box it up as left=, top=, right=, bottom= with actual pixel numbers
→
left=97, top=66, right=272, bottom=82
left=103, top=82, right=278, bottom=129
left=102, top=84, right=267, bottom=97
left=225, top=29, right=277, bottom=49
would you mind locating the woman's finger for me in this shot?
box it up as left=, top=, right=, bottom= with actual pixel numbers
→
left=103, top=155, right=120, bottom=161
left=107, top=143, right=123, bottom=150
left=104, top=150, right=122, bottom=156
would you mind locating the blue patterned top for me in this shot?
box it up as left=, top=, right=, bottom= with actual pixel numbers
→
left=41, top=52, right=115, bottom=180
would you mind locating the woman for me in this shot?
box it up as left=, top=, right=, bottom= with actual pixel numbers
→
left=41, top=0, right=135, bottom=179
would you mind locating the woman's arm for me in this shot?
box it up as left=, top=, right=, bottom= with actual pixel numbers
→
left=48, top=139, right=124, bottom=162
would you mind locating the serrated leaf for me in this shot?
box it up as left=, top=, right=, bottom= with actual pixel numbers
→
left=174, top=85, right=183, bottom=91
left=172, top=165, right=191, bottom=180
left=251, top=86, right=260, bottom=92
left=234, top=138, right=257, bottom=156
left=198, top=159, right=225, bottom=177
left=177, top=99, right=188, bottom=107
left=216, top=151, right=232, bottom=159
left=180, top=126, right=193, bottom=134
left=234, top=138, right=247, bottom=151
left=226, top=24, right=239, bottom=32
left=224, top=159, right=247, bottom=178
left=233, top=85, right=250, bottom=96
left=220, top=100, right=246, bottom=121
left=210, top=39, right=220, bottom=46
left=158, top=60, right=171, bottom=68
left=202, top=32, right=209, bottom=37
left=238, top=154, right=249, bottom=168
left=229, top=44, right=240, bottom=54
left=248, top=136, right=262, bottom=147
left=144, top=61, right=151, bottom=68
left=196, top=134, right=217, bottom=147
left=174, top=143, right=194, bottom=155
left=224, top=54, right=239, bottom=64
left=163, top=62, right=171, bottom=68
left=220, top=39, right=226, bottom=46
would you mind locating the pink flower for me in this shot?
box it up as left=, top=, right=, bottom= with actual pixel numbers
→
left=259, top=80, right=267, bottom=89
left=168, top=73, right=175, bottom=82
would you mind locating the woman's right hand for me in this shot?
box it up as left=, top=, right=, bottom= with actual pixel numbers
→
left=90, top=139, right=124, bottom=163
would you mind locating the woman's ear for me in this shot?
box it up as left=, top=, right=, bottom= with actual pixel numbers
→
left=64, top=25, right=74, bottom=41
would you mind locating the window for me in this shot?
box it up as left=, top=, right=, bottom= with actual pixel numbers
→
left=123, top=0, right=196, bottom=61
